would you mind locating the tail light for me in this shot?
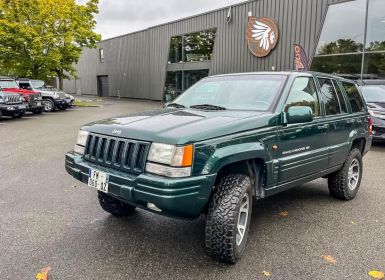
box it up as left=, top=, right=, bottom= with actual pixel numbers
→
left=369, top=111, right=373, bottom=135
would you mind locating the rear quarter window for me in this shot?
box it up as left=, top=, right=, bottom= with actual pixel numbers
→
left=341, top=82, right=366, bottom=113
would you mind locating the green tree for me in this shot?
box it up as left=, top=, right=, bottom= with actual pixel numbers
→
left=0, top=0, right=101, bottom=89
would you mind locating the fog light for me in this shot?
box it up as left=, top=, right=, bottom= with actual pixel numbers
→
left=147, top=203, right=162, bottom=212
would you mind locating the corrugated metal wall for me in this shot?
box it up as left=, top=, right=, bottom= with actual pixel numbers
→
left=64, top=0, right=351, bottom=100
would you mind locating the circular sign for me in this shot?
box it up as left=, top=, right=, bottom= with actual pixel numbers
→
left=246, top=17, right=279, bottom=57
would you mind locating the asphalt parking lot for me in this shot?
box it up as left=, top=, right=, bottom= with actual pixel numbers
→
left=0, top=98, right=384, bottom=280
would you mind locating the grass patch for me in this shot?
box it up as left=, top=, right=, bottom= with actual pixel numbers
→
left=73, top=100, right=101, bottom=107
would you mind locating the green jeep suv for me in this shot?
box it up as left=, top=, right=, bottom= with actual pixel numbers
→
left=65, top=72, right=372, bottom=263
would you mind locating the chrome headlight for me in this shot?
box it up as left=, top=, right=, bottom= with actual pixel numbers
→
left=53, top=92, right=60, bottom=99
left=74, top=130, right=89, bottom=155
left=146, top=143, right=194, bottom=178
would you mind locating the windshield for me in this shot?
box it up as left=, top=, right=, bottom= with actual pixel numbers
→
left=172, top=74, right=287, bottom=111
left=0, top=80, right=19, bottom=89
left=31, top=80, right=46, bottom=90
left=361, top=85, right=385, bottom=102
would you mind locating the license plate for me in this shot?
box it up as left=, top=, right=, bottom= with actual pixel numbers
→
left=37, top=102, right=41, bottom=106
left=88, top=169, right=109, bottom=193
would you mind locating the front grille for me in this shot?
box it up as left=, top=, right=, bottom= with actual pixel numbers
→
left=5, top=95, right=21, bottom=104
left=84, top=133, right=150, bottom=174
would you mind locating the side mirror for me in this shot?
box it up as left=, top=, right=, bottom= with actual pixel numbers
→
left=285, top=106, right=313, bottom=124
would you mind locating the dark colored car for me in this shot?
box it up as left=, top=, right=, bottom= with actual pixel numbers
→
left=361, top=84, right=385, bottom=141
left=65, top=71, right=372, bottom=263
left=16, top=79, right=68, bottom=112
left=0, top=77, right=44, bottom=115
left=0, top=90, right=27, bottom=119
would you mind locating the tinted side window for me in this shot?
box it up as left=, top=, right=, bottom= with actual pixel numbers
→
left=332, top=80, right=348, bottom=113
left=341, top=82, right=365, bottom=113
left=318, top=78, right=341, bottom=116
left=18, top=83, right=31, bottom=90
left=285, top=77, right=320, bottom=117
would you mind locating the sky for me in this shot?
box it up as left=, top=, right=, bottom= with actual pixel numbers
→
left=78, top=0, right=247, bottom=40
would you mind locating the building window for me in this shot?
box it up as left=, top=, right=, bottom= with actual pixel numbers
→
left=167, top=29, right=217, bottom=64
left=99, top=48, right=104, bottom=63
left=311, top=0, right=366, bottom=75
left=164, top=69, right=209, bottom=102
left=366, top=0, right=385, bottom=52
left=312, top=0, right=385, bottom=80
left=315, top=0, right=366, bottom=56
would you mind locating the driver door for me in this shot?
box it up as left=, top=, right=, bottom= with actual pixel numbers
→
left=276, top=76, right=329, bottom=184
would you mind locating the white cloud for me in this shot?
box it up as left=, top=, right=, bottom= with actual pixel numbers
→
left=78, top=0, right=246, bottom=39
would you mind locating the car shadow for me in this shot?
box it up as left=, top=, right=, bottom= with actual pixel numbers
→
left=76, top=180, right=334, bottom=274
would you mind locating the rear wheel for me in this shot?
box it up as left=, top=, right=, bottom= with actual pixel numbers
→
left=205, top=173, right=253, bottom=264
left=98, top=192, right=136, bottom=217
left=328, top=148, right=363, bottom=200
left=43, top=99, right=55, bottom=112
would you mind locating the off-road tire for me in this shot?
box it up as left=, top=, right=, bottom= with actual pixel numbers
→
left=328, top=148, right=363, bottom=200
left=43, top=99, right=55, bottom=112
left=32, top=108, right=44, bottom=115
left=205, top=173, right=253, bottom=264
left=98, top=191, right=136, bottom=217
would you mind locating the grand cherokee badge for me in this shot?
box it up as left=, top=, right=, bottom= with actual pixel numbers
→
left=246, top=17, right=279, bottom=57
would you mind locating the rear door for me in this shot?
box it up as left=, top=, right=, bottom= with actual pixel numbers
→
left=316, top=77, right=351, bottom=167
left=277, top=76, right=329, bottom=184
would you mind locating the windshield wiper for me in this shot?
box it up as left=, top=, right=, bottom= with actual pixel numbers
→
left=190, top=104, right=227, bottom=111
left=166, top=103, right=186, bottom=109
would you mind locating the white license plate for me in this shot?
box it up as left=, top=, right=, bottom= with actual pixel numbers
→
left=88, top=169, right=109, bottom=193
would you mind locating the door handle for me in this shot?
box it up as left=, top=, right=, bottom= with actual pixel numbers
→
left=318, top=124, right=329, bottom=129
left=347, top=119, right=356, bottom=124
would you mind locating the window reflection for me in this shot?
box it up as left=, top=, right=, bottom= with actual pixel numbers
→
left=315, top=0, right=366, bottom=55
left=183, top=29, right=216, bottom=62
left=168, top=29, right=217, bottom=64
left=168, top=36, right=183, bottom=63
left=311, top=53, right=362, bottom=75
left=363, top=52, right=385, bottom=79
left=164, top=70, right=209, bottom=102
left=366, top=0, right=385, bottom=51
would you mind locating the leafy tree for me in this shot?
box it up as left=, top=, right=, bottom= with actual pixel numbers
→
left=0, top=0, right=101, bottom=89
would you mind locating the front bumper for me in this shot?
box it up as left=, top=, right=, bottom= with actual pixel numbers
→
left=372, top=126, right=385, bottom=142
left=0, top=103, right=26, bottom=114
left=54, top=98, right=68, bottom=107
left=65, top=152, right=217, bottom=219
left=27, top=101, right=44, bottom=111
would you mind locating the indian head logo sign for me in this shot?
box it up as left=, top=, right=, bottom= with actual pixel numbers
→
left=246, top=16, right=279, bottom=57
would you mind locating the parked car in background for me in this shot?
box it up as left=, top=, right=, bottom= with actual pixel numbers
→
left=66, top=71, right=372, bottom=263
left=16, top=79, right=68, bottom=112
left=361, top=84, right=385, bottom=142
left=46, top=85, right=75, bottom=107
left=0, top=77, right=44, bottom=115
left=0, top=90, right=26, bottom=119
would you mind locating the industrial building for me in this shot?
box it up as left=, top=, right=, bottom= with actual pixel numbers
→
left=63, top=0, right=385, bottom=101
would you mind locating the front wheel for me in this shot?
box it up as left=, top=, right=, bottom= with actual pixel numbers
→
left=43, top=99, right=55, bottom=112
left=205, top=173, right=253, bottom=264
left=98, top=192, right=136, bottom=217
left=328, top=148, right=363, bottom=200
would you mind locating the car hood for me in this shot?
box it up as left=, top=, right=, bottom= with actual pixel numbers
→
left=82, top=108, right=278, bottom=144
left=367, top=102, right=385, bottom=111
left=2, top=87, right=38, bottom=96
